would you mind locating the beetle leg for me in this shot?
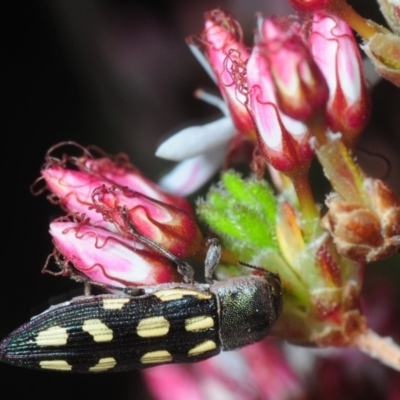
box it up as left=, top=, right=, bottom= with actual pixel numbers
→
left=204, top=238, right=221, bottom=284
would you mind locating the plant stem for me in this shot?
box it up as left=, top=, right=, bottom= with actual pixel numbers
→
left=308, top=114, right=366, bottom=204
left=288, top=166, right=320, bottom=238
left=332, top=2, right=378, bottom=40
left=352, top=329, right=400, bottom=372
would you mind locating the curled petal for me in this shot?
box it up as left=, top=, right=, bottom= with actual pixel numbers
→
left=155, top=117, right=236, bottom=161
left=159, top=145, right=228, bottom=196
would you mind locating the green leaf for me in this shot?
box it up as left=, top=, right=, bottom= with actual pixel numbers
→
left=198, top=171, right=279, bottom=258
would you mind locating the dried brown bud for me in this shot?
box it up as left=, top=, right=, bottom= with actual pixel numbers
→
left=321, top=178, right=400, bottom=262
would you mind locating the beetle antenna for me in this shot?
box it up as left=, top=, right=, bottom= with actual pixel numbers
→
left=238, top=261, right=280, bottom=280
left=120, top=206, right=195, bottom=283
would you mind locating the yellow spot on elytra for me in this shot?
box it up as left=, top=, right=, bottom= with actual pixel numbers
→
left=89, top=357, right=117, bottom=372
left=39, top=360, right=72, bottom=371
left=82, top=319, right=113, bottom=342
left=140, top=350, right=172, bottom=364
left=185, top=316, right=214, bottom=332
left=36, top=326, right=68, bottom=347
left=154, top=289, right=212, bottom=302
left=188, top=340, right=217, bottom=356
left=102, top=298, right=130, bottom=310
left=137, top=316, right=170, bottom=338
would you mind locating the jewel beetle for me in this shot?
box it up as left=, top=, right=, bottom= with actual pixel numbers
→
left=0, top=208, right=282, bottom=373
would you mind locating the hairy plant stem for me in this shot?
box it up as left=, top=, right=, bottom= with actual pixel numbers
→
left=352, top=329, right=400, bottom=372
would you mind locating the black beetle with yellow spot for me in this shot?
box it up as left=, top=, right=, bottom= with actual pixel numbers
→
left=0, top=209, right=282, bottom=373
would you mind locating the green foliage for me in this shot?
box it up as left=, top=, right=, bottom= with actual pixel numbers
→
left=197, top=171, right=279, bottom=260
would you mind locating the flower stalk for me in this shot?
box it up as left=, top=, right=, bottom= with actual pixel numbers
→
left=352, top=329, right=400, bottom=372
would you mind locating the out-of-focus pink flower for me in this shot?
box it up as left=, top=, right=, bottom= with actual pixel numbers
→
left=143, top=339, right=304, bottom=400
left=310, top=13, right=370, bottom=146
left=247, top=20, right=314, bottom=172
left=288, top=0, right=339, bottom=13
left=260, top=17, right=329, bottom=122
left=50, top=219, right=180, bottom=287
left=142, top=274, right=399, bottom=400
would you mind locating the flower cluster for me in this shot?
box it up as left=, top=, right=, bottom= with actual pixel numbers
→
left=1, top=0, right=400, bottom=398
left=36, top=143, right=207, bottom=288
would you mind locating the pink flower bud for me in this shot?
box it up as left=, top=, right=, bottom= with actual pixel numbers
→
left=81, top=156, right=194, bottom=216
left=42, top=166, right=113, bottom=229
left=288, top=0, right=341, bottom=13
left=247, top=39, right=314, bottom=172
left=198, top=9, right=255, bottom=135
left=143, top=340, right=303, bottom=400
left=310, top=13, right=371, bottom=145
left=259, top=17, right=329, bottom=122
left=41, top=149, right=195, bottom=229
left=50, top=221, right=181, bottom=287
left=91, top=185, right=204, bottom=258
left=40, top=146, right=206, bottom=274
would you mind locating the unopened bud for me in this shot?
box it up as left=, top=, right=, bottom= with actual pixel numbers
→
left=50, top=221, right=181, bottom=287
left=91, top=185, right=205, bottom=258
left=260, top=17, right=329, bottom=122
left=42, top=167, right=112, bottom=228
left=247, top=38, right=314, bottom=172
left=310, top=13, right=371, bottom=145
left=198, top=8, right=255, bottom=135
left=321, top=179, right=400, bottom=262
left=82, top=157, right=194, bottom=216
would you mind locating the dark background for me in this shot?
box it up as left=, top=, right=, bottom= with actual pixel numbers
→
left=3, top=1, right=399, bottom=399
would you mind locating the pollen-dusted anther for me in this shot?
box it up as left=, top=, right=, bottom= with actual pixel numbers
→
left=321, top=178, right=400, bottom=262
